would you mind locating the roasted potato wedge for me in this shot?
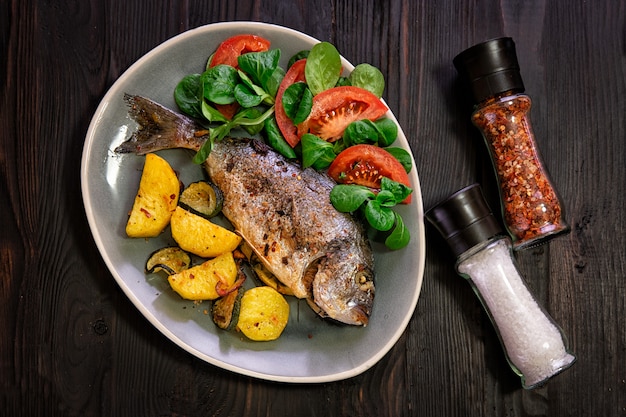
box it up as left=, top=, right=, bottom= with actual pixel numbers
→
left=125, top=153, right=180, bottom=238
left=168, top=251, right=238, bottom=301
left=170, top=206, right=242, bottom=258
left=237, top=286, right=290, bottom=341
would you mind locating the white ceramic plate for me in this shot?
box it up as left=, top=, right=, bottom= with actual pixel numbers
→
left=81, top=21, right=425, bottom=383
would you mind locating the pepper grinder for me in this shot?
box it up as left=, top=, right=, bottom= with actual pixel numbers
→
left=453, top=38, right=570, bottom=249
left=426, top=184, right=575, bottom=389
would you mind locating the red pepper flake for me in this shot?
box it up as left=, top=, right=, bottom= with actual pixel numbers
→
left=140, top=207, right=152, bottom=218
left=472, top=94, right=568, bottom=247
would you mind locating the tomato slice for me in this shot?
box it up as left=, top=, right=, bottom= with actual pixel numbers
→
left=327, top=144, right=412, bottom=204
left=275, top=59, right=307, bottom=147
left=297, top=86, right=388, bottom=142
left=209, top=34, right=271, bottom=68
left=213, top=103, right=239, bottom=120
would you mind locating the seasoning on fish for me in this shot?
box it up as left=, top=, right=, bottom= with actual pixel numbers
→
left=115, top=94, right=375, bottom=326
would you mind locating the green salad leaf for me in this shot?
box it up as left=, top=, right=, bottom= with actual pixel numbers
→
left=282, top=82, right=312, bottom=124
left=330, top=177, right=412, bottom=250
left=174, top=74, right=203, bottom=119
left=301, top=133, right=336, bottom=170
left=202, top=65, right=239, bottom=105
left=349, top=63, right=385, bottom=98
left=305, top=42, right=342, bottom=95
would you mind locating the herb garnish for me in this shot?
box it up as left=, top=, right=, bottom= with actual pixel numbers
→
left=330, top=177, right=412, bottom=250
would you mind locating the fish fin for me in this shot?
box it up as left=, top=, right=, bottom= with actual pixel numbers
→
left=115, top=94, right=205, bottom=155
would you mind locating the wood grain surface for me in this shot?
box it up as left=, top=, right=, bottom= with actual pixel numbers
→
left=1, top=0, right=625, bottom=416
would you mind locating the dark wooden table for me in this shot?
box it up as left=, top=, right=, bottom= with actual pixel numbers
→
left=2, top=1, right=625, bottom=416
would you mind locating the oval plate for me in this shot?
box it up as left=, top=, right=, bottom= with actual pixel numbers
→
left=81, top=21, right=425, bottom=383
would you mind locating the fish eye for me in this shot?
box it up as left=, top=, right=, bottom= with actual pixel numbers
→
left=355, top=271, right=374, bottom=292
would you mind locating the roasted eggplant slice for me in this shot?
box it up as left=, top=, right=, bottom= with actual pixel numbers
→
left=178, top=180, right=224, bottom=219
left=145, top=246, right=191, bottom=275
left=212, top=286, right=244, bottom=330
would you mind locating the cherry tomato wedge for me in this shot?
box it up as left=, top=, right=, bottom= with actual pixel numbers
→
left=328, top=144, right=412, bottom=204
left=213, top=103, right=239, bottom=120
left=209, top=34, right=271, bottom=68
left=297, top=86, right=388, bottom=142
left=275, top=59, right=307, bottom=147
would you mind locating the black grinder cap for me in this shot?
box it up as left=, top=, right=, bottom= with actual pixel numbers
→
left=453, top=37, right=525, bottom=103
left=425, top=184, right=503, bottom=258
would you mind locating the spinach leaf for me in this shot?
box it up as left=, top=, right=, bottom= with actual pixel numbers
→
left=288, top=50, right=309, bottom=68
left=301, top=133, right=336, bottom=170
left=332, top=139, right=347, bottom=155
left=329, top=184, right=375, bottom=212
left=335, top=76, right=351, bottom=87
left=381, top=177, right=413, bottom=202
left=305, top=42, right=342, bottom=95
left=202, top=65, right=238, bottom=105
left=231, top=105, right=275, bottom=128
left=364, top=200, right=395, bottom=231
left=192, top=132, right=216, bottom=164
left=329, top=178, right=412, bottom=250
left=264, top=117, right=297, bottom=159
left=384, top=147, right=413, bottom=173
left=192, top=106, right=276, bottom=164
left=201, top=100, right=228, bottom=123
left=385, top=213, right=410, bottom=250
left=343, top=120, right=379, bottom=146
left=205, top=53, right=215, bottom=70
left=372, top=118, right=398, bottom=147
left=237, top=49, right=280, bottom=92
left=349, top=63, right=385, bottom=98
left=265, top=67, right=285, bottom=98
left=282, top=82, right=312, bottom=124
left=237, top=70, right=272, bottom=104
left=238, top=107, right=265, bottom=135
left=342, top=118, right=397, bottom=147
left=174, top=74, right=203, bottom=119
left=234, top=83, right=263, bottom=108
left=375, top=189, right=397, bottom=207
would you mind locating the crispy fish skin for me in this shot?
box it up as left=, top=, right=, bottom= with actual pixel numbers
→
left=116, top=94, right=375, bottom=325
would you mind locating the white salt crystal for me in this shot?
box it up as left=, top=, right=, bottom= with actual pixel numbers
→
left=458, top=238, right=575, bottom=388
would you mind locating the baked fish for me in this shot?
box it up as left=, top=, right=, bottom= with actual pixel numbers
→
left=115, top=94, right=375, bottom=326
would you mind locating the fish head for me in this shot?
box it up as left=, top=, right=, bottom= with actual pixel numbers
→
left=310, top=247, right=375, bottom=326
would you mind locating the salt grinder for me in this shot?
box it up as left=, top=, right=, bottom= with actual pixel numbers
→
left=453, top=38, right=570, bottom=249
left=426, top=184, right=575, bottom=389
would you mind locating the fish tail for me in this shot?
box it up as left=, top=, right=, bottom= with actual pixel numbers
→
left=115, top=94, right=205, bottom=155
